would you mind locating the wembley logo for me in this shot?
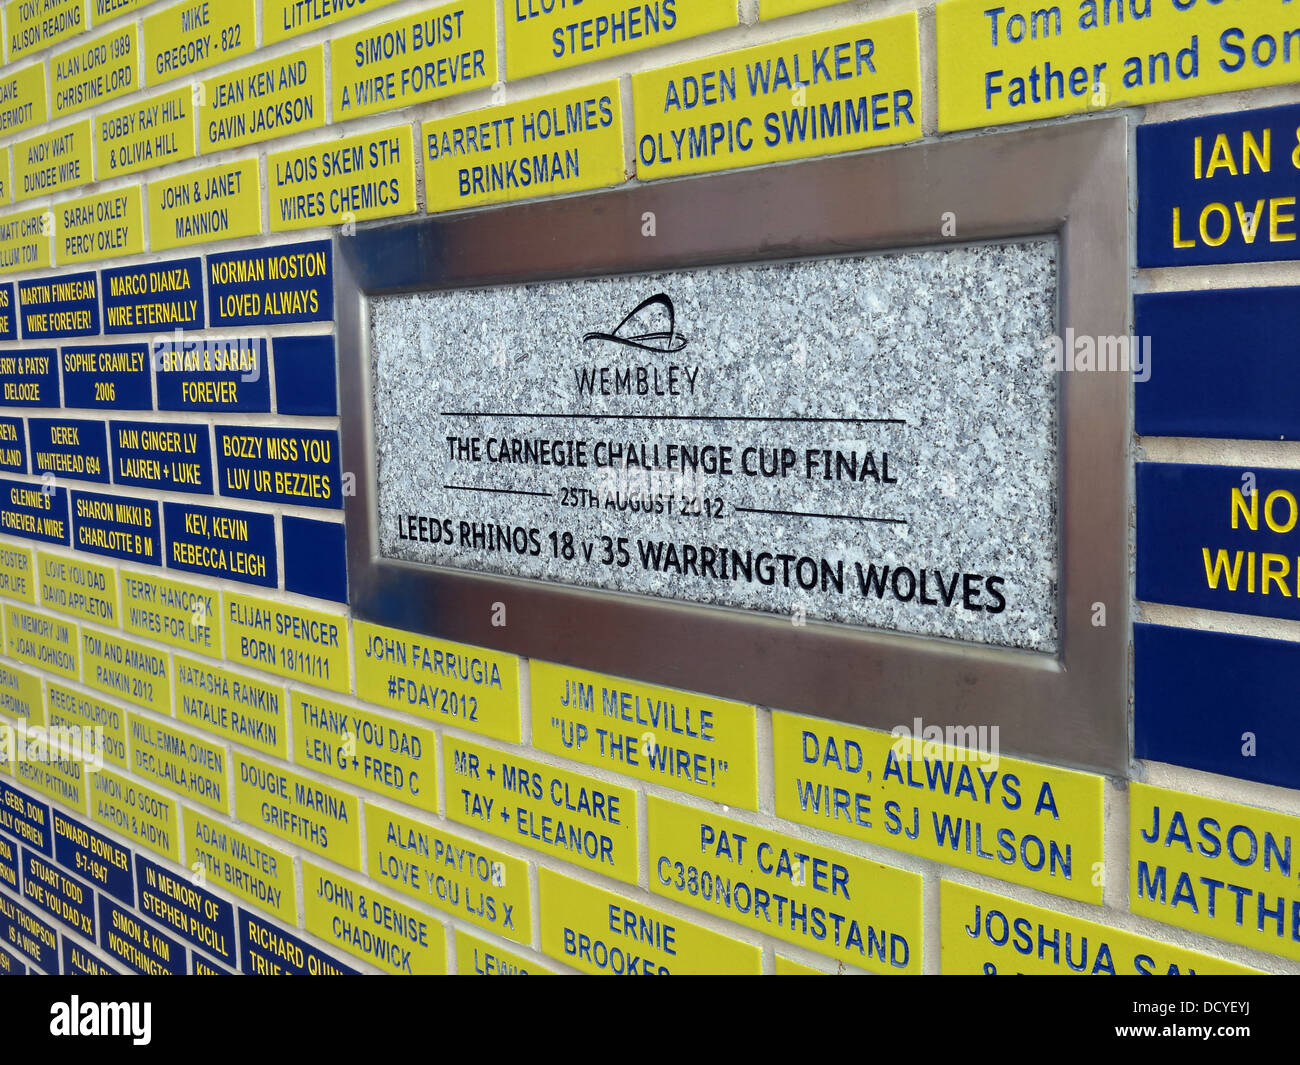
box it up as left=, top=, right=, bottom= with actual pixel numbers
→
left=49, top=997, right=151, bottom=1045
left=583, top=293, right=690, bottom=354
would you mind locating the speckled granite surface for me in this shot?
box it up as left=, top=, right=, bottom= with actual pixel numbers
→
left=371, top=239, right=1059, bottom=651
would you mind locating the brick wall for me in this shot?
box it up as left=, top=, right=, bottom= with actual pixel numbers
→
left=0, top=0, right=1297, bottom=976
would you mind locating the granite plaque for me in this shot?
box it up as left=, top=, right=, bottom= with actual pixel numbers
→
left=340, top=122, right=1130, bottom=773
left=372, top=242, right=1059, bottom=652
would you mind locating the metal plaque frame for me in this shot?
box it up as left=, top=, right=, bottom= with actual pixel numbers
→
left=337, top=116, right=1131, bottom=774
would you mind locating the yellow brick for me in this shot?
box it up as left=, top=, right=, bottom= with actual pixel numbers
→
left=144, top=0, right=255, bottom=86
left=0, top=713, right=14, bottom=777
left=0, top=544, right=35, bottom=604
left=633, top=14, right=921, bottom=181
left=128, top=711, right=229, bottom=813
left=96, top=89, right=196, bottom=180
left=80, top=629, right=170, bottom=716
left=303, top=860, right=446, bottom=973
left=89, top=767, right=181, bottom=861
left=263, top=0, right=402, bottom=45
left=354, top=620, right=520, bottom=742
left=233, top=751, right=361, bottom=869
left=10, top=733, right=86, bottom=812
left=1131, top=782, right=1300, bottom=962
left=293, top=691, right=437, bottom=812
left=6, top=604, right=77, bottom=679
left=184, top=806, right=296, bottom=923
left=120, top=571, right=220, bottom=658
left=531, top=659, right=758, bottom=809
left=443, top=735, right=638, bottom=884
left=5, top=0, right=84, bottom=60
left=269, top=125, right=416, bottom=232
left=90, top=0, right=151, bottom=26
left=0, top=205, right=52, bottom=274
left=942, top=880, right=1260, bottom=975
left=648, top=794, right=923, bottom=973
left=173, top=655, right=287, bottom=760
left=13, top=122, right=93, bottom=203
left=2, top=703, right=88, bottom=812
left=51, top=24, right=138, bottom=118
left=223, top=593, right=349, bottom=694
left=455, top=928, right=554, bottom=974
left=505, top=0, right=737, bottom=79
left=0, top=62, right=47, bottom=139
left=199, top=47, right=325, bottom=153
left=55, top=187, right=144, bottom=266
left=423, top=81, right=626, bottom=212
left=772, top=710, right=1105, bottom=903
left=0, top=664, right=42, bottom=725
left=46, top=680, right=127, bottom=768
left=37, top=551, right=119, bottom=627
left=936, top=0, right=1300, bottom=130
left=365, top=802, right=531, bottom=942
left=538, top=865, right=762, bottom=974
left=331, top=2, right=496, bottom=122
left=149, top=158, right=261, bottom=252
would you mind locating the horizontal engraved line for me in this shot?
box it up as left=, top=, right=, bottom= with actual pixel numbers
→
left=733, top=505, right=906, bottom=525
left=441, top=411, right=906, bottom=424
left=442, top=484, right=553, bottom=498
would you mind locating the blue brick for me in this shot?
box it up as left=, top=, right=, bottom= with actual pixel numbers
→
left=136, top=854, right=235, bottom=965
left=283, top=515, right=346, bottom=603
left=0, top=941, right=25, bottom=975
left=29, top=417, right=109, bottom=484
left=0, top=830, right=16, bottom=891
left=0, top=348, right=59, bottom=406
left=238, top=908, right=358, bottom=975
left=62, top=937, right=119, bottom=974
left=60, top=342, right=153, bottom=410
left=71, top=490, right=161, bottom=566
left=215, top=425, right=341, bottom=509
left=154, top=338, right=269, bottom=413
left=274, top=335, right=337, bottom=415
left=1137, top=623, right=1300, bottom=791
left=0, top=418, right=27, bottom=473
left=0, top=781, right=52, bottom=854
left=1138, top=462, right=1300, bottom=624
left=53, top=812, right=133, bottom=903
left=102, top=257, right=203, bottom=333
left=0, top=478, right=69, bottom=545
left=207, top=240, right=332, bottom=326
left=98, top=896, right=186, bottom=974
left=1136, top=288, right=1300, bottom=441
left=110, top=420, right=212, bottom=494
left=23, top=847, right=95, bottom=937
left=1138, top=102, right=1300, bottom=267
left=164, top=501, right=276, bottom=587
left=17, top=272, right=99, bottom=338
left=0, top=893, right=57, bottom=971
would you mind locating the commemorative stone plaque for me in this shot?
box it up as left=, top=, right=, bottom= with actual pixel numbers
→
left=341, top=123, right=1129, bottom=772
left=372, top=242, right=1058, bottom=652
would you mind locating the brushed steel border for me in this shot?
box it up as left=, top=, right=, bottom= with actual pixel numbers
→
left=336, top=116, right=1131, bottom=774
